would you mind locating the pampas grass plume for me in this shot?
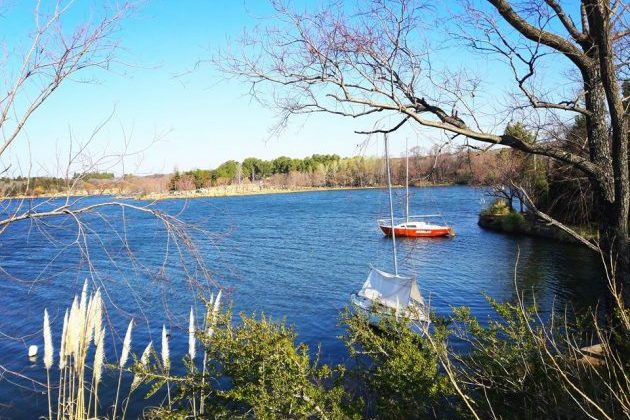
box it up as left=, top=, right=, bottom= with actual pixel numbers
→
left=212, top=290, right=222, bottom=318
left=67, top=295, right=79, bottom=358
left=161, top=325, right=170, bottom=371
left=189, top=308, right=196, bottom=360
left=79, top=279, right=88, bottom=313
left=59, top=309, right=69, bottom=369
left=93, top=328, right=105, bottom=384
left=189, top=308, right=199, bottom=415
left=92, top=289, right=103, bottom=345
left=207, top=290, right=222, bottom=337
left=120, top=319, right=133, bottom=368
left=140, top=341, right=152, bottom=366
left=131, top=341, right=152, bottom=391
left=78, top=280, right=88, bottom=330
left=43, top=309, right=53, bottom=370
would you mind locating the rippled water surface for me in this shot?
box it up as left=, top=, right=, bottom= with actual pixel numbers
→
left=0, top=187, right=604, bottom=417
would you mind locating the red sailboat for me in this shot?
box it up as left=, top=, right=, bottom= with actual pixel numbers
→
left=378, top=218, right=454, bottom=238
left=378, top=140, right=454, bottom=238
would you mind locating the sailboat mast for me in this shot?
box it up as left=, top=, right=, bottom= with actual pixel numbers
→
left=405, top=138, right=409, bottom=224
left=384, top=134, right=399, bottom=276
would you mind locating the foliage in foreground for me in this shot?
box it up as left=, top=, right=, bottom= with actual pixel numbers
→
left=341, top=309, right=453, bottom=419
left=36, top=282, right=628, bottom=419
left=146, top=299, right=627, bottom=419
left=151, top=310, right=358, bottom=419
left=450, top=297, right=629, bottom=419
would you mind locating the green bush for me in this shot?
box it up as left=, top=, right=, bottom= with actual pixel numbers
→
left=450, top=297, right=629, bottom=419
left=137, top=295, right=628, bottom=420
left=146, top=309, right=359, bottom=419
left=341, top=309, right=453, bottom=419
left=501, top=211, right=524, bottom=232
left=481, top=199, right=511, bottom=216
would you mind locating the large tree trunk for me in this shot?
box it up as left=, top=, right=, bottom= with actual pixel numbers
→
left=597, top=194, right=630, bottom=308
left=581, top=5, right=629, bottom=308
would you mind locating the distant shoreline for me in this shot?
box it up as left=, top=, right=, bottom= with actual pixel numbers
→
left=0, top=183, right=459, bottom=202
left=139, top=185, right=381, bottom=201
left=137, top=182, right=459, bottom=201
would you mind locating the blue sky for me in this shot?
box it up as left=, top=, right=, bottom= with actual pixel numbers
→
left=1, top=0, right=576, bottom=176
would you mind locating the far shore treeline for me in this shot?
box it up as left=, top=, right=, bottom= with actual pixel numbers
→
left=0, top=119, right=615, bottom=232
left=0, top=148, right=532, bottom=196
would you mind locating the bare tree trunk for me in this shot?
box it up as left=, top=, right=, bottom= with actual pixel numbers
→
left=581, top=3, right=630, bottom=308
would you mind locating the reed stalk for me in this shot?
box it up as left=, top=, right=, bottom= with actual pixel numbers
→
left=188, top=307, right=197, bottom=416
left=199, top=293, right=213, bottom=415
left=162, top=325, right=171, bottom=407
left=113, top=319, right=133, bottom=420
left=57, top=309, right=67, bottom=420
left=92, top=328, right=105, bottom=419
left=124, top=340, right=152, bottom=418
left=200, top=291, right=221, bottom=415
left=43, top=309, right=53, bottom=420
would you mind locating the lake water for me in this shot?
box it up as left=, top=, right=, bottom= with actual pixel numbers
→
left=0, top=186, right=604, bottom=417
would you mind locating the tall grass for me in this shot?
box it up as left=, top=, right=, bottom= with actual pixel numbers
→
left=39, top=282, right=211, bottom=419
left=46, top=281, right=103, bottom=419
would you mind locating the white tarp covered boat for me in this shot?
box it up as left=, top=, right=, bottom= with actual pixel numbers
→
left=351, top=266, right=430, bottom=328
left=351, top=134, right=431, bottom=332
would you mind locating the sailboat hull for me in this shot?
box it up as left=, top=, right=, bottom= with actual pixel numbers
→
left=379, top=224, right=453, bottom=238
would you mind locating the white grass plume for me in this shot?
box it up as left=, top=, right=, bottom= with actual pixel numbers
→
left=92, top=289, right=103, bottom=345
left=78, top=280, right=88, bottom=333
left=43, top=309, right=53, bottom=370
left=207, top=290, right=222, bottom=337
left=212, top=290, right=222, bottom=319
left=79, top=279, right=88, bottom=310
left=140, top=341, right=152, bottom=366
left=85, top=293, right=97, bottom=347
left=189, top=308, right=196, bottom=360
left=161, top=325, right=170, bottom=371
left=67, top=295, right=80, bottom=358
left=131, top=341, right=152, bottom=391
left=93, top=328, right=105, bottom=384
left=120, top=319, right=133, bottom=368
left=59, top=309, right=69, bottom=370
left=113, top=317, right=133, bottom=420
left=43, top=309, right=54, bottom=420
left=92, top=327, right=105, bottom=420
left=77, top=281, right=88, bottom=353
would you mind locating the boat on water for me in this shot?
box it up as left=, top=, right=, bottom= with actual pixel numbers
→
left=351, top=134, right=431, bottom=331
left=377, top=140, right=453, bottom=238
left=378, top=217, right=454, bottom=238
left=351, top=266, right=430, bottom=330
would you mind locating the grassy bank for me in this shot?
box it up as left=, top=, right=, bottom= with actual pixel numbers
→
left=478, top=200, right=599, bottom=245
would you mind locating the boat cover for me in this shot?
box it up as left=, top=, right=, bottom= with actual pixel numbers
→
left=358, top=266, right=425, bottom=311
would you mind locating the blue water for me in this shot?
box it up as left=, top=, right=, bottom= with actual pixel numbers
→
left=0, top=187, right=604, bottom=417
